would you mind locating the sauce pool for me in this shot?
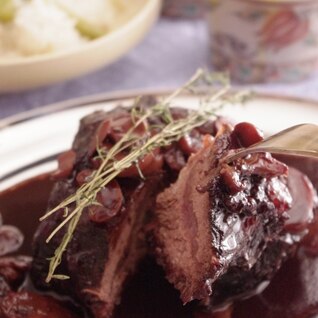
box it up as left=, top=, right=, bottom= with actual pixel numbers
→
left=1, top=162, right=318, bottom=318
left=0, top=174, right=198, bottom=317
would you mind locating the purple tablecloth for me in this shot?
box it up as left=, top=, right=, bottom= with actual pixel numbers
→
left=1, top=18, right=318, bottom=119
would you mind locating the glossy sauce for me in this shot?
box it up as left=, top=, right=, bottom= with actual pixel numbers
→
left=232, top=156, right=318, bottom=318
left=232, top=248, right=318, bottom=318
left=0, top=155, right=318, bottom=317
left=0, top=174, right=201, bottom=318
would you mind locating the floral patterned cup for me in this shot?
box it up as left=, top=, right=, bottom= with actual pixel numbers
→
left=207, top=0, right=318, bottom=83
left=162, top=0, right=207, bottom=18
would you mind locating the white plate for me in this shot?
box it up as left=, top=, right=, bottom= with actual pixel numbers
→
left=0, top=0, right=161, bottom=92
left=0, top=91, right=318, bottom=191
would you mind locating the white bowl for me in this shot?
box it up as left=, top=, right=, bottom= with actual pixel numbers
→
left=0, top=0, right=161, bottom=93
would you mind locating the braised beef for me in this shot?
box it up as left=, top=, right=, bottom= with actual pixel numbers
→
left=29, top=100, right=317, bottom=317
left=152, top=124, right=316, bottom=308
left=31, top=103, right=219, bottom=318
left=31, top=108, right=162, bottom=317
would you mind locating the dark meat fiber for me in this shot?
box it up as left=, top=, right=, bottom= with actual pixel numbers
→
left=152, top=123, right=314, bottom=308
left=31, top=103, right=219, bottom=318
left=31, top=108, right=165, bottom=318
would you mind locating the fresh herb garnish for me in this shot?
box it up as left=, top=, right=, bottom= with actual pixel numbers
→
left=40, top=69, right=249, bottom=283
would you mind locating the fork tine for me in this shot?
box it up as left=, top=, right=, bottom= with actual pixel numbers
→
left=226, top=124, right=318, bottom=162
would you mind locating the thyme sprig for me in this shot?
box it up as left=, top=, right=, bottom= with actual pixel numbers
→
left=40, top=69, right=249, bottom=283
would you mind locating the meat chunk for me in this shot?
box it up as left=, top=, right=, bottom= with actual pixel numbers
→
left=32, top=98, right=313, bottom=316
left=152, top=124, right=312, bottom=306
left=31, top=103, right=220, bottom=317
left=31, top=109, right=165, bottom=318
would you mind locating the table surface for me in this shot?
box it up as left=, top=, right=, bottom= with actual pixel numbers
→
left=1, top=18, right=318, bottom=119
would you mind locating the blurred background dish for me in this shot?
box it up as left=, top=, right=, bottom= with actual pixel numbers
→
left=2, top=0, right=318, bottom=120
left=162, top=0, right=206, bottom=19
left=207, top=0, right=318, bottom=83
left=0, top=0, right=161, bottom=92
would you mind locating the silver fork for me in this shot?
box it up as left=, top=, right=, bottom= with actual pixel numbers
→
left=226, top=124, right=318, bottom=162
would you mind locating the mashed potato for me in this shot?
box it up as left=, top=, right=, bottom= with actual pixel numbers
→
left=0, top=0, right=122, bottom=59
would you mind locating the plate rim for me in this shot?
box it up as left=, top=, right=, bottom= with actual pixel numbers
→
left=1, top=89, right=318, bottom=130
left=1, top=88, right=318, bottom=190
